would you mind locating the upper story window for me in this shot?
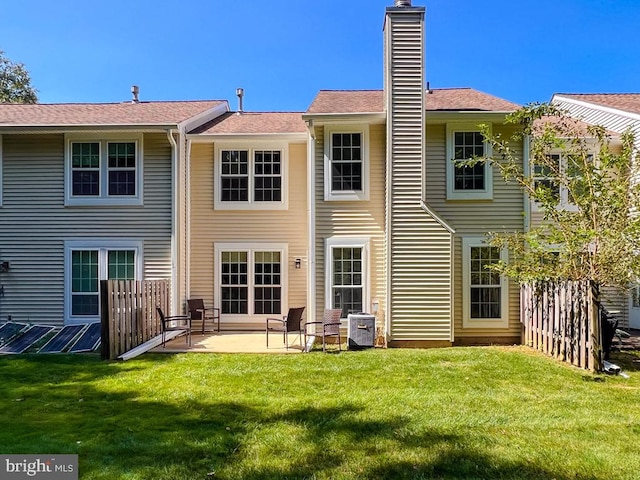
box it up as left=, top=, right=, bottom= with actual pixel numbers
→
left=532, top=152, right=588, bottom=212
left=215, top=144, right=287, bottom=210
left=446, top=123, right=493, bottom=200
left=65, top=134, right=143, bottom=206
left=324, top=125, right=370, bottom=201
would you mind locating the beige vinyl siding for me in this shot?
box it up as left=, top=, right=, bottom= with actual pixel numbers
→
left=424, top=123, right=524, bottom=339
left=0, top=132, right=175, bottom=326
left=314, top=124, right=386, bottom=330
left=189, top=141, right=308, bottom=329
left=385, top=10, right=453, bottom=342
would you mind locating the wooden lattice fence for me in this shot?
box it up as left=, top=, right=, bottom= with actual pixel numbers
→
left=100, top=279, right=170, bottom=360
left=521, top=280, right=603, bottom=372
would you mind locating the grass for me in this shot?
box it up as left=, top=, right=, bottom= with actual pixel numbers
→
left=1, top=347, right=639, bottom=480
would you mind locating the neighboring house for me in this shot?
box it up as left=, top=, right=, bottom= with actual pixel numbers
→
left=0, top=0, right=529, bottom=346
left=552, top=93, right=640, bottom=329
left=0, top=99, right=229, bottom=325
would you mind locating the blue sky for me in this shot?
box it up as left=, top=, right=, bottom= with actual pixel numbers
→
left=2, top=0, right=638, bottom=111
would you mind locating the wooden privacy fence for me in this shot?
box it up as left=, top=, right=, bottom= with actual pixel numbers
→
left=100, top=279, right=170, bottom=360
left=521, top=280, right=602, bottom=372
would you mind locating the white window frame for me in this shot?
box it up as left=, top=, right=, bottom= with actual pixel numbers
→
left=446, top=123, right=493, bottom=200
left=65, top=133, right=144, bottom=206
left=64, top=239, right=143, bottom=325
left=531, top=151, right=584, bottom=212
left=214, top=142, right=288, bottom=210
left=324, top=125, right=370, bottom=201
left=325, top=237, right=370, bottom=321
left=214, top=242, right=288, bottom=323
left=462, top=236, right=508, bottom=328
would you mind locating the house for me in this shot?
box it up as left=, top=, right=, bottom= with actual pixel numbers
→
left=0, top=99, right=229, bottom=325
left=552, top=93, right=640, bottom=330
left=0, top=0, right=528, bottom=346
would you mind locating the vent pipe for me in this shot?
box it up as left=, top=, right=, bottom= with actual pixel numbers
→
left=394, top=0, right=412, bottom=6
left=131, top=85, right=140, bottom=103
left=236, top=87, right=244, bottom=114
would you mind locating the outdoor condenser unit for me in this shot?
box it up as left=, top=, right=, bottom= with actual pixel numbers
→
left=347, top=313, right=376, bottom=349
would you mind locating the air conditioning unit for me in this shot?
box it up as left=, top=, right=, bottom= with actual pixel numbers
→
left=347, top=313, right=376, bottom=349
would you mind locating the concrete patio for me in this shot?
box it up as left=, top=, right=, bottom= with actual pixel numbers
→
left=151, top=331, right=307, bottom=354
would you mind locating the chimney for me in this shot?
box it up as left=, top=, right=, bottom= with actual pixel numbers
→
left=236, top=87, right=244, bottom=114
left=131, top=85, right=140, bottom=103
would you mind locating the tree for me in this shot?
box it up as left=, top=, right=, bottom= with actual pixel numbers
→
left=0, top=50, right=38, bottom=104
left=473, top=103, right=640, bottom=291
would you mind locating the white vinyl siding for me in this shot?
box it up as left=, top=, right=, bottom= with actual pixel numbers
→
left=324, top=125, right=370, bottom=201
left=0, top=133, right=174, bottom=326
left=65, top=133, right=143, bottom=206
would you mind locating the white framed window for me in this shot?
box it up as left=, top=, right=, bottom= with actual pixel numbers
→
left=531, top=152, right=587, bottom=212
left=446, top=123, right=493, bottom=200
left=324, top=125, right=370, bottom=201
left=214, top=243, right=288, bottom=322
left=65, top=134, right=143, bottom=206
left=64, top=239, right=143, bottom=324
left=325, top=237, right=370, bottom=319
left=462, top=237, right=508, bottom=328
left=214, top=143, right=288, bottom=210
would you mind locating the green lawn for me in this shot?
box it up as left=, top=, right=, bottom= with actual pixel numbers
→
left=1, top=347, right=639, bottom=480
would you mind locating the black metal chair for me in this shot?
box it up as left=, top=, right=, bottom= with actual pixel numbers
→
left=187, top=298, right=220, bottom=334
left=266, top=307, right=305, bottom=349
left=156, top=306, right=191, bottom=347
left=304, top=308, right=343, bottom=352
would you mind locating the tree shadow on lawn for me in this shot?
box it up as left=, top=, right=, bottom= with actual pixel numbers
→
left=0, top=354, right=603, bottom=480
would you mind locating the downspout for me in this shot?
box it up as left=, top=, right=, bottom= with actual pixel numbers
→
left=306, top=122, right=317, bottom=324
left=186, top=138, right=192, bottom=302
left=167, top=129, right=179, bottom=315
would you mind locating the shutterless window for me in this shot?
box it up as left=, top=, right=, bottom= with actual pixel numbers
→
left=332, top=247, right=363, bottom=318
left=220, top=149, right=282, bottom=203
left=331, top=133, right=362, bottom=191
left=454, top=132, right=485, bottom=191
left=469, top=246, right=502, bottom=319
left=533, top=154, right=561, bottom=201
left=220, top=251, right=249, bottom=314
left=254, top=251, right=281, bottom=314
left=254, top=151, right=282, bottom=202
left=71, top=141, right=137, bottom=197
left=221, top=150, right=249, bottom=202
left=70, top=249, right=135, bottom=317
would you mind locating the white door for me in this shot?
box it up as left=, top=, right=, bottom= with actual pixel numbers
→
left=629, top=284, right=640, bottom=329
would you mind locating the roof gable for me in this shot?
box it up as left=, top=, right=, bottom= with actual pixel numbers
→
left=556, top=93, right=640, bottom=116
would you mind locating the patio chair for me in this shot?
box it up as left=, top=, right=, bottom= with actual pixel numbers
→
left=304, top=308, right=343, bottom=353
left=156, top=307, right=191, bottom=347
left=187, top=298, right=220, bottom=334
left=266, top=306, right=305, bottom=349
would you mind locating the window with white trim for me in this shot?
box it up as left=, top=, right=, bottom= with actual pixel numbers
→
left=325, top=237, right=369, bottom=318
left=532, top=152, right=589, bottom=211
left=462, top=237, right=508, bottom=328
left=65, top=240, right=143, bottom=324
left=215, top=243, right=287, bottom=320
left=324, top=125, right=369, bottom=201
left=215, top=145, right=287, bottom=210
left=446, top=124, right=492, bottom=200
left=65, top=134, right=143, bottom=206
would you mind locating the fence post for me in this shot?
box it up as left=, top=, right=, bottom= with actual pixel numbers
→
left=100, top=280, right=110, bottom=360
left=589, top=282, right=603, bottom=372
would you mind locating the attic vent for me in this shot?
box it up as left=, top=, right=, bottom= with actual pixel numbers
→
left=394, top=0, right=412, bottom=6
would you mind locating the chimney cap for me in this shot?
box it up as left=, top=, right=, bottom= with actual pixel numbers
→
left=394, top=0, right=412, bottom=6
left=131, top=85, right=140, bottom=103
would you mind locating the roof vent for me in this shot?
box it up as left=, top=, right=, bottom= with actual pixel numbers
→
left=236, top=87, right=244, bottom=114
left=131, top=85, right=140, bottom=103
left=394, top=0, right=412, bottom=6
